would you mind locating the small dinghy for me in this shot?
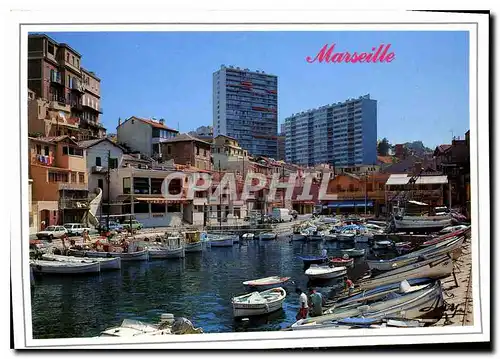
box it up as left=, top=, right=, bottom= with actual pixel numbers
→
left=232, top=287, right=287, bottom=318
left=329, top=257, right=354, bottom=267
left=30, top=259, right=101, bottom=275
left=242, top=233, right=255, bottom=240
left=373, top=240, right=394, bottom=250
left=297, top=255, right=328, bottom=265
left=148, top=246, right=186, bottom=259
left=41, top=254, right=121, bottom=270
left=243, top=276, right=291, bottom=289
left=259, top=232, right=277, bottom=240
left=330, top=248, right=366, bottom=258
left=210, top=235, right=234, bottom=247
left=305, top=264, right=347, bottom=280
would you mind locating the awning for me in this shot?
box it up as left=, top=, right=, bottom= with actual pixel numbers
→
left=136, top=197, right=168, bottom=203
left=326, top=201, right=374, bottom=208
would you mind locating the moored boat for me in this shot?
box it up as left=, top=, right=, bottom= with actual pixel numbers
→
left=329, top=248, right=366, bottom=258
left=232, top=287, right=287, bottom=318
left=242, top=276, right=291, bottom=290
left=30, top=259, right=101, bottom=274
left=372, top=240, right=393, bottom=250
left=84, top=249, right=149, bottom=262
left=329, top=257, right=354, bottom=267
left=358, top=255, right=453, bottom=291
left=242, top=233, right=255, bottom=240
left=259, top=232, right=277, bottom=240
left=148, top=246, right=185, bottom=259
left=305, top=264, right=347, bottom=280
left=41, top=253, right=121, bottom=270
left=210, top=236, right=234, bottom=247
left=184, top=231, right=203, bottom=253
left=297, top=255, right=328, bottom=265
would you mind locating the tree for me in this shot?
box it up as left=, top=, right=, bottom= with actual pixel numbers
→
left=377, top=138, right=391, bottom=156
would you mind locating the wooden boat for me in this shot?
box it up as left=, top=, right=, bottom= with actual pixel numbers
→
left=329, top=248, right=365, bottom=258
left=291, top=280, right=444, bottom=330
left=232, top=287, right=287, bottom=318
left=366, top=236, right=464, bottom=271
left=84, top=249, right=149, bottom=262
left=421, top=226, right=470, bottom=247
left=148, top=246, right=185, bottom=259
left=358, top=255, right=453, bottom=291
left=305, top=264, right=347, bottom=280
left=41, top=253, right=121, bottom=270
left=259, top=232, right=277, bottom=240
left=394, top=214, right=453, bottom=232
left=331, top=278, right=433, bottom=309
left=329, top=257, right=354, bottom=267
left=210, top=236, right=234, bottom=247
left=30, top=259, right=100, bottom=274
left=297, top=255, right=328, bottom=265
left=184, top=231, right=203, bottom=253
left=372, top=240, right=393, bottom=250
left=243, top=276, right=291, bottom=289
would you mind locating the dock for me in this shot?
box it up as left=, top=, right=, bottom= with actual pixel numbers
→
left=435, top=236, right=474, bottom=326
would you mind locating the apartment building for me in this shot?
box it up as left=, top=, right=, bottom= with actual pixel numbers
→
left=213, top=65, right=278, bottom=158
left=27, top=34, right=105, bottom=140
left=285, top=94, right=377, bottom=168
left=116, top=116, right=178, bottom=158
left=29, top=135, right=88, bottom=229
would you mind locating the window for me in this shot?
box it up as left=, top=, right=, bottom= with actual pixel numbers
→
left=48, top=172, right=68, bottom=183
left=66, top=53, right=69, bottom=62
left=68, top=76, right=71, bottom=87
left=44, top=146, right=49, bottom=156
left=62, top=146, right=83, bottom=156
left=133, top=177, right=150, bottom=194
left=48, top=43, right=54, bottom=55
left=151, top=178, right=163, bottom=194
left=151, top=203, right=165, bottom=213
left=109, top=158, right=118, bottom=169
left=79, top=172, right=85, bottom=183
left=167, top=203, right=181, bottom=212
left=95, top=157, right=102, bottom=166
left=196, top=147, right=200, bottom=155
left=71, top=55, right=75, bottom=65
left=123, top=177, right=131, bottom=194
left=168, top=179, right=182, bottom=195
left=98, top=179, right=104, bottom=189
left=36, top=145, right=41, bottom=155
left=71, top=172, right=77, bottom=183
left=135, top=201, right=149, bottom=214
left=167, top=145, right=171, bottom=155
left=76, top=59, right=79, bottom=67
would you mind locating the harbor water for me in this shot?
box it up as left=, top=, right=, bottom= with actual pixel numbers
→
left=31, top=238, right=371, bottom=339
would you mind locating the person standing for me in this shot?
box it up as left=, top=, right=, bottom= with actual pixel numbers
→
left=345, top=277, right=355, bottom=295
left=295, top=288, right=309, bottom=320
left=309, top=288, right=325, bottom=317
left=321, top=247, right=327, bottom=258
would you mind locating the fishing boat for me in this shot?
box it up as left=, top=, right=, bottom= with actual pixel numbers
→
left=243, top=276, right=291, bottom=290
left=307, top=231, right=324, bottom=241
left=74, top=248, right=150, bottom=262
left=329, top=257, right=354, bottom=267
left=210, top=235, right=234, bottom=247
left=305, top=264, right=347, bottom=280
left=366, top=235, right=464, bottom=271
left=329, top=248, right=366, bottom=258
left=232, top=287, right=287, bottom=318
left=358, top=255, right=453, bottom=291
left=148, top=246, right=186, bottom=259
left=41, top=254, right=121, bottom=270
left=421, top=226, right=470, bottom=247
left=297, top=255, right=328, bottom=265
left=291, top=280, right=444, bottom=330
left=259, top=232, right=277, bottom=240
left=439, top=225, right=469, bottom=234
left=324, top=233, right=337, bottom=241
left=242, top=233, right=255, bottom=240
left=30, top=259, right=101, bottom=274
left=184, top=231, right=203, bottom=253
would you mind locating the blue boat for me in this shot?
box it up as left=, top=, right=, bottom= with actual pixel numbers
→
left=297, top=255, right=328, bottom=265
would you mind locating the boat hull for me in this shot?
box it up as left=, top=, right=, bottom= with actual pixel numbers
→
left=149, top=247, right=185, bottom=259
left=259, top=233, right=277, bottom=240
left=41, top=254, right=121, bottom=270
left=83, top=250, right=149, bottom=262
left=394, top=216, right=453, bottom=232
left=185, top=242, right=203, bottom=253
left=232, top=288, right=286, bottom=318
left=329, top=249, right=365, bottom=258
left=31, top=260, right=100, bottom=274
left=210, top=239, right=234, bottom=247
left=305, top=266, right=347, bottom=280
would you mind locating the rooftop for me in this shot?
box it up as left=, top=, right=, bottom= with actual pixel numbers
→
left=121, top=116, right=179, bottom=132
left=162, top=133, right=211, bottom=145
left=386, top=174, right=448, bottom=186
left=218, top=65, right=277, bottom=77
left=77, top=137, right=126, bottom=151
left=286, top=94, right=372, bottom=118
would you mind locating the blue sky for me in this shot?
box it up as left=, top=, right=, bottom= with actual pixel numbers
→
left=44, top=31, right=469, bottom=148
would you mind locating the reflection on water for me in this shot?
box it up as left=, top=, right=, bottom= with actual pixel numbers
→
left=31, top=238, right=377, bottom=339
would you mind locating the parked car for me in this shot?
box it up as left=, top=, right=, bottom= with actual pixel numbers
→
left=63, top=223, right=91, bottom=236
left=122, top=220, right=144, bottom=231
left=36, top=226, right=67, bottom=241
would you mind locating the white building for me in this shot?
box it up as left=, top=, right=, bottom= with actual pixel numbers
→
left=78, top=138, right=125, bottom=200
left=108, top=166, right=207, bottom=228
left=285, top=94, right=377, bottom=167
left=116, top=116, right=178, bottom=158
left=213, top=65, right=278, bottom=158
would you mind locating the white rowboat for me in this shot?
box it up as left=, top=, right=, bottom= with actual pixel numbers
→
left=232, top=287, right=287, bottom=318
left=41, top=254, right=121, bottom=270
left=305, top=264, right=347, bottom=280
left=30, top=259, right=100, bottom=274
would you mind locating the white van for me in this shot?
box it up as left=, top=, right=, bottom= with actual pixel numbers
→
left=272, top=208, right=293, bottom=222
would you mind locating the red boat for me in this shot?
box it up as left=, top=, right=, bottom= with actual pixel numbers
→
left=329, top=257, right=354, bottom=267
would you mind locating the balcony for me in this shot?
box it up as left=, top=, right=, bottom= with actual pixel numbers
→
left=82, top=103, right=103, bottom=114
left=50, top=72, right=63, bottom=86
left=49, top=98, right=71, bottom=112
left=58, top=183, right=88, bottom=191
left=71, top=78, right=86, bottom=93
left=31, top=153, right=55, bottom=167
left=59, top=198, right=90, bottom=210
left=91, top=165, right=107, bottom=174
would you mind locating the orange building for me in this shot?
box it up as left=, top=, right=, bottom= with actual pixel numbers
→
left=322, top=173, right=390, bottom=216
left=29, top=135, right=89, bottom=229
